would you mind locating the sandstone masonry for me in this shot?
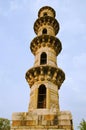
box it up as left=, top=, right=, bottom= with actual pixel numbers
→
left=11, top=6, right=74, bottom=130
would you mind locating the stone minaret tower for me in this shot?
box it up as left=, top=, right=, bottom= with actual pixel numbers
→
left=26, top=6, right=65, bottom=112
left=11, top=6, right=74, bottom=130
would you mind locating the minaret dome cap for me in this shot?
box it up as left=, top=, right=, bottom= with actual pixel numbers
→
left=38, top=6, right=56, bottom=17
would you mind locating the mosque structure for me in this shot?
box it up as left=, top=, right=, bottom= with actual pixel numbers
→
left=11, top=6, right=74, bottom=130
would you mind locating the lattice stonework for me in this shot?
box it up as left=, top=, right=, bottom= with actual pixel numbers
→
left=11, top=6, right=74, bottom=130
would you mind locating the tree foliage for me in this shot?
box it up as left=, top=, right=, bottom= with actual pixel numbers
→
left=78, top=119, right=86, bottom=130
left=0, top=118, right=10, bottom=130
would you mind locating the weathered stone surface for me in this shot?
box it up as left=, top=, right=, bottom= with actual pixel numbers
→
left=11, top=6, right=74, bottom=130
left=11, top=111, right=73, bottom=129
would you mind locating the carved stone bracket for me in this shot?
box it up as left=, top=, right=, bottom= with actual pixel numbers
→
left=25, top=65, right=65, bottom=89
left=30, top=35, right=62, bottom=56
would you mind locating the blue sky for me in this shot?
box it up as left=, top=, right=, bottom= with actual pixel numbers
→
left=0, top=0, right=86, bottom=130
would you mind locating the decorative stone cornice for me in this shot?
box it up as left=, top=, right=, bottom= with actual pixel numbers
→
left=25, top=65, right=65, bottom=89
left=34, top=16, right=59, bottom=35
left=38, top=6, right=56, bottom=17
left=30, top=35, right=62, bottom=56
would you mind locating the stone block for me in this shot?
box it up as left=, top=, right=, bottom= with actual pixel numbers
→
left=58, top=120, right=71, bottom=125
left=26, top=112, right=38, bottom=120
left=12, top=112, right=28, bottom=120
left=26, top=120, right=36, bottom=126
left=44, top=114, right=55, bottom=120
left=58, top=111, right=72, bottom=120
left=12, top=121, right=21, bottom=126
left=42, top=120, right=47, bottom=125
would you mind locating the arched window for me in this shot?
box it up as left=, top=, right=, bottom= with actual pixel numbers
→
left=37, top=84, right=46, bottom=108
left=40, top=52, right=47, bottom=65
left=42, top=28, right=47, bottom=34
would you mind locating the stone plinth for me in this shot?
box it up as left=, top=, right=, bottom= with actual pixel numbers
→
left=11, top=110, right=73, bottom=130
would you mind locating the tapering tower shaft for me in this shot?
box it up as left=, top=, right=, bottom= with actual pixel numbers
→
left=26, top=6, right=65, bottom=112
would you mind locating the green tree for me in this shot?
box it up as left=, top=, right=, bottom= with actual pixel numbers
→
left=0, top=118, right=10, bottom=130
left=78, top=119, right=86, bottom=130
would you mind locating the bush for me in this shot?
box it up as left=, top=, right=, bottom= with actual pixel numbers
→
left=0, top=118, right=10, bottom=130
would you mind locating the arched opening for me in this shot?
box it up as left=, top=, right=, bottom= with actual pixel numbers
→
left=37, top=84, right=46, bottom=108
left=43, top=12, right=47, bottom=16
left=40, top=52, right=47, bottom=65
left=42, top=28, right=47, bottom=34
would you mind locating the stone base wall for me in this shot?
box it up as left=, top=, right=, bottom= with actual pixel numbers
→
left=11, top=110, right=73, bottom=130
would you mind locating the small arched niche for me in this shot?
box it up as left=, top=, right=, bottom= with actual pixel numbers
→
left=37, top=84, right=46, bottom=108
left=40, top=52, right=47, bottom=65
left=43, top=12, right=47, bottom=16
left=42, top=28, right=47, bottom=34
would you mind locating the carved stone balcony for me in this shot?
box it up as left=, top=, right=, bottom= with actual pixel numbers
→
left=30, top=35, right=62, bottom=56
left=34, top=16, right=59, bottom=35
left=25, top=65, right=65, bottom=89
